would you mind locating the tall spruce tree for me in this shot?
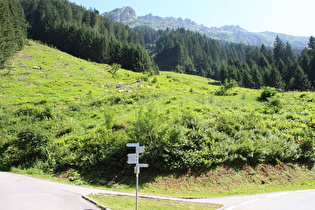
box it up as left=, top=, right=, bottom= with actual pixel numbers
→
left=306, top=36, right=315, bottom=88
left=250, top=63, right=263, bottom=89
left=0, top=0, right=27, bottom=67
left=273, top=36, right=285, bottom=66
left=270, top=66, right=285, bottom=89
left=291, top=64, right=311, bottom=91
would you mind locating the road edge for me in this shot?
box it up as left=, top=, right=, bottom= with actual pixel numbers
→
left=82, top=194, right=110, bottom=210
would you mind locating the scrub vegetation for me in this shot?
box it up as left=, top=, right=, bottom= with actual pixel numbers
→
left=1, top=41, right=315, bottom=187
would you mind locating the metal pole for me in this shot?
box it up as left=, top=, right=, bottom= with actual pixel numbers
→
left=136, top=172, right=139, bottom=210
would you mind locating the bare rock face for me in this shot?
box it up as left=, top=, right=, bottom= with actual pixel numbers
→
left=103, top=6, right=137, bottom=23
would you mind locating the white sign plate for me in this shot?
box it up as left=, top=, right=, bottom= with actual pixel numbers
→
left=137, top=163, right=149, bottom=168
left=127, top=153, right=137, bottom=164
left=126, top=143, right=139, bottom=147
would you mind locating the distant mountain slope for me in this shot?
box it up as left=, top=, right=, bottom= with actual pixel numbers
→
left=103, top=6, right=309, bottom=49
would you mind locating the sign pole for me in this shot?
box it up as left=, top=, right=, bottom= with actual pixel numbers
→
left=136, top=172, right=139, bottom=210
left=126, top=143, right=149, bottom=210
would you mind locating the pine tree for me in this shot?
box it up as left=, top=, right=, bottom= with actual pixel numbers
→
left=219, top=63, right=229, bottom=82
left=91, top=9, right=100, bottom=30
left=260, top=44, right=273, bottom=64
left=0, top=0, right=26, bottom=67
left=82, top=10, right=91, bottom=26
left=241, top=63, right=255, bottom=88
left=306, top=36, right=315, bottom=88
left=258, top=54, right=271, bottom=69
left=300, top=49, right=311, bottom=72
left=308, top=36, right=315, bottom=53
left=0, top=0, right=13, bottom=65
left=291, top=64, right=311, bottom=91
left=250, top=63, right=263, bottom=89
left=269, top=66, right=285, bottom=89
left=273, top=36, right=285, bottom=66
left=284, top=42, right=296, bottom=64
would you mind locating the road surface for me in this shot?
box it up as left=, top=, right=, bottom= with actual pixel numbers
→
left=1, top=171, right=315, bottom=209
left=221, top=190, right=315, bottom=210
left=0, top=171, right=103, bottom=210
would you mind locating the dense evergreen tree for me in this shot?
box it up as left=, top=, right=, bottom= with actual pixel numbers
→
left=284, top=42, right=296, bottom=64
left=269, top=66, right=286, bottom=89
left=0, top=0, right=27, bottom=67
left=258, top=54, right=271, bottom=69
left=302, top=36, right=315, bottom=87
left=260, top=44, right=273, bottom=64
left=250, top=63, right=263, bottom=89
left=240, top=63, right=255, bottom=88
left=273, top=36, right=286, bottom=66
left=289, top=64, right=311, bottom=90
left=154, top=28, right=232, bottom=77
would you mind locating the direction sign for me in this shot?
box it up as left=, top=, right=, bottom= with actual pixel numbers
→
left=126, top=143, right=139, bottom=147
left=126, top=142, right=149, bottom=170
left=136, top=146, right=145, bottom=153
left=137, top=163, right=149, bottom=168
left=127, top=153, right=137, bottom=164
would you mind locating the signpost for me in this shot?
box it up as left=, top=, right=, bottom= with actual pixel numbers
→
left=127, top=143, right=149, bottom=210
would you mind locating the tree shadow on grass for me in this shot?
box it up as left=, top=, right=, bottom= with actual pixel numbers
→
left=208, top=81, right=221, bottom=86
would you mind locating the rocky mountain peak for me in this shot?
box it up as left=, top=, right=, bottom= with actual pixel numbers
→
left=103, top=6, right=137, bottom=23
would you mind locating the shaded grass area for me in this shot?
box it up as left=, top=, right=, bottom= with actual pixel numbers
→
left=136, top=165, right=315, bottom=198
left=87, top=194, right=222, bottom=210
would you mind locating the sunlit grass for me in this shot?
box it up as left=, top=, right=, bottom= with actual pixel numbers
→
left=87, top=194, right=222, bottom=210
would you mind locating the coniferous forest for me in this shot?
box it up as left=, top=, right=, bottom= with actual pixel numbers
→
left=1, top=0, right=314, bottom=91
left=0, top=0, right=27, bottom=67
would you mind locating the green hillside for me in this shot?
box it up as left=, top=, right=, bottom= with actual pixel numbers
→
left=1, top=41, right=315, bottom=196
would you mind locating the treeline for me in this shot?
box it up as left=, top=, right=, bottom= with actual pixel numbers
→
left=20, top=0, right=158, bottom=73
left=0, top=0, right=27, bottom=67
left=135, top=26, right=315, bottom=91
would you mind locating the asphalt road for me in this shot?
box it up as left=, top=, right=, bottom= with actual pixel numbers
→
left=1, top=171, right=315, bottom=210
left=0, top=171, right=102, bottom=210
left=221, top=190, right=315, bottom=210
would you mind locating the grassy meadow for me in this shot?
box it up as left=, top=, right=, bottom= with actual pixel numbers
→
left=1, top=40, right=315, bottom=200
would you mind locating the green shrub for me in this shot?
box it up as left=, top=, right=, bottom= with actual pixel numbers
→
left=1, top=129, right=49, bottom=167
left=151, top=76, right=158, bottom=84
left=298, top=137, right=315, bottom=163
left=215, top=78, right=238, bottom=96
left=267, top=99, right=282, bottom=113
left=258, top=86, right=277, bottom=101
left=15, top=105, right=53, bottom=120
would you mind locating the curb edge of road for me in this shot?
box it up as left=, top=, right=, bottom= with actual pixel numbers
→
left=83, top=192, right=227, bottom=210
left=218, top=205, right=228, bottom=210
left=82, top=194, right=111, bottom=210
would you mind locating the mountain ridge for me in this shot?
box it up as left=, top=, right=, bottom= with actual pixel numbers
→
left=102, top=6, right=309, bottom=49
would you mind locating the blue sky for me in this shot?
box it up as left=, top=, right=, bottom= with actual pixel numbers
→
left=70, top=0, right=315, bottom=37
